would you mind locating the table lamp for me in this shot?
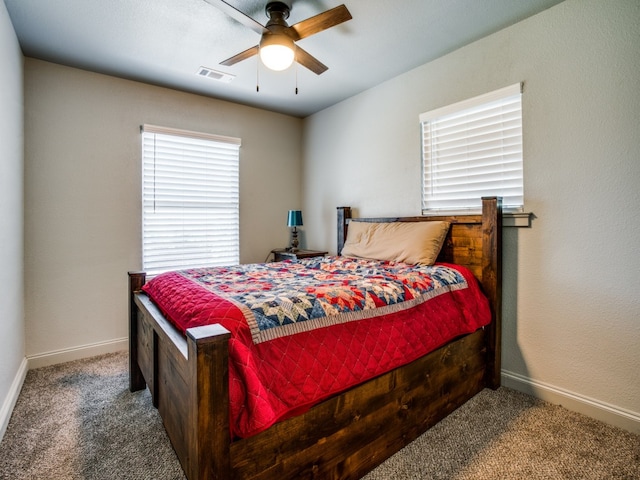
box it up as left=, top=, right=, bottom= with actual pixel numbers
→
left=287, top=210, right=303, bottom=251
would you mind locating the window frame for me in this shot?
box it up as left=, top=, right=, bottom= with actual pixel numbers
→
left=141, top=124, right=241, bottom=276
left=420, top=83, right=524, bottom=215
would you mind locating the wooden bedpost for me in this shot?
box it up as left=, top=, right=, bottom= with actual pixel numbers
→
left=337, top=206, right=352, bottom=255
left=128, top=271, right=146, bottom=392
left=186, top=324, right=232, bottom=480
left=481, top=197, right=503, bottom=389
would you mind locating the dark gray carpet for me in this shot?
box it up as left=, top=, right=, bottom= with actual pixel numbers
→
left=1, top=352, right=638, bottom=479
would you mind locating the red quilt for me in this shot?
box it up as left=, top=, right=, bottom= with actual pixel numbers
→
left=142, top=256, right=491, bottom=439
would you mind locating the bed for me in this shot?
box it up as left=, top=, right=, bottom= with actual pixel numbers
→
left=128, top=196, right=502, bottom=480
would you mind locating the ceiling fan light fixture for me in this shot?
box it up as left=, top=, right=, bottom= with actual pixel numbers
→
left=259, top=34, right=295, bottom=71
left=213, top=1, right=351, bottom=76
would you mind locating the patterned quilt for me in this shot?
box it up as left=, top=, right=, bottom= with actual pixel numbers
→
left=142, top=256, right=491, bottom=439
left=180, top=256, right=469, bottom=344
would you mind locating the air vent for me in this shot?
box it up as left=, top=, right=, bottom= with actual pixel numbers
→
left=196, top=67, right=235, bottom=83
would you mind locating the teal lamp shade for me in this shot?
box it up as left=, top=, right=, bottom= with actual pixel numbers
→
left=287, top=210, right=303, bottom=227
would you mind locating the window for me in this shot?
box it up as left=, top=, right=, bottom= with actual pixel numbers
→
left=420, top=83, right=523, bottom=214
left=141, top=124, right=241, bottom=276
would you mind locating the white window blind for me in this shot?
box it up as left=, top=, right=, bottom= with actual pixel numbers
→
left=141, top=124, right=241, bottom=276
left=420, top=83, right=523, bottom=214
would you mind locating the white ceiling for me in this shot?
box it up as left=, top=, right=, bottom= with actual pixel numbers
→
left=5, top=0, right=564, bottom=118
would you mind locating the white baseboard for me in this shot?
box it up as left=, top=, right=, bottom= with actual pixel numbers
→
left=27, top=337, right=128, bottom=370
left=502, top=370, right=640, bottom=435
left=0, top=357, right=28, bottom=443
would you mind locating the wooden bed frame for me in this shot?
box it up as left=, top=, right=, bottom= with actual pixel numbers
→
left=128, top=197, right=502, bottom=480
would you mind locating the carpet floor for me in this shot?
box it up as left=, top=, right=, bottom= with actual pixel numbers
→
left=1, top=351, right=638, bottom=479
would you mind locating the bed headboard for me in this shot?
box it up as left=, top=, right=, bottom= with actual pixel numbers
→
left=337, top=197, right=503, bottom=387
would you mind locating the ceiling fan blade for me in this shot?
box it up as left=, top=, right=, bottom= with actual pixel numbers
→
left=203, top=0, right=268, bottom=35
left=295, top=46, right=328, bottom=75
left=220, top=45, right=259, bottom=66
left=289, top=4, right=352, bottom=41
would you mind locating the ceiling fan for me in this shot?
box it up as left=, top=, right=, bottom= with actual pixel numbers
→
left=206, top=0, right=352, bottom=75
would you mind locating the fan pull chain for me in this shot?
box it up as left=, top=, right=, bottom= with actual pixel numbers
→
left=256, top=59, right=260, bottom=92
left=295, top=60, right=298, bottom=95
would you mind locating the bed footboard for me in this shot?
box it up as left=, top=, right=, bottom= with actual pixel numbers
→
left=129, top=272, right=232, bottom=479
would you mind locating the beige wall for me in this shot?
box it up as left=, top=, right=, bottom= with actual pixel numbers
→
left=0, top=0, right=25, bottom=440
left=24, top=59, right=303, bottom=363
left=302, top=0, right=640, bottom=432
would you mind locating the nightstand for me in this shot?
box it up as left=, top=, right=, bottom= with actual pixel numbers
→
left=271, top=248, right=328, bottom=261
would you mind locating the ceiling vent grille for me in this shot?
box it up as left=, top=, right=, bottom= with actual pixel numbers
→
left=196, top=67, right=235, bottom=83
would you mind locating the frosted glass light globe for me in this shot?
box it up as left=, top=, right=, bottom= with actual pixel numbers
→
left=260, top=44, right=294, bottom=71
left=259, top=34, right=295, bottom=71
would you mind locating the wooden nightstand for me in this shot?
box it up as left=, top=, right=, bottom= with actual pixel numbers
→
left=271, top=248, right=328, bottom=261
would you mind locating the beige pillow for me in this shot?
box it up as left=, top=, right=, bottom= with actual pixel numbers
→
left=341, top=221, right=450, bottom=265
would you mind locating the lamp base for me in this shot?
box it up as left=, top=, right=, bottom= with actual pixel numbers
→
left=290, top=227, right=299, bottom=251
